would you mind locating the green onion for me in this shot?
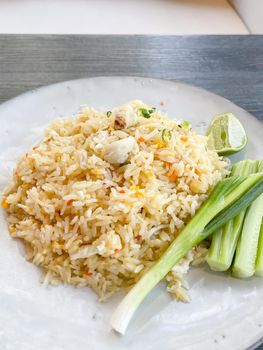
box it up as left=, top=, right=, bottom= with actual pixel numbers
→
left=206, top=160, right=257, bottom=271
left=233, top=161, right=263, bottom=278
left=178, top=121, right=191, bottom=130
left=162, top=129, right=172, bottom=142
left=106, top=111, right=112, bottom=117
left=139, top=108, right=155, bottom=119
left=111, top=173, right=263, bottom=334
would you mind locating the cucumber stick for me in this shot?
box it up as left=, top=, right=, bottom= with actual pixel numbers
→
left=111, top=173, right=263, bottom=334
left=206, top=160, right=257, bottom=271
left=255, top=161, right=263, bottom=276
left=255, top=220, right=263, bottom=276
left=232, top=161, right=263, bottom=278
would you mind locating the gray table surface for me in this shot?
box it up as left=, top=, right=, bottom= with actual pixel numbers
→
left=0, top=35, right=263, bottom=121
left=0, top=35, right=262, bottom=350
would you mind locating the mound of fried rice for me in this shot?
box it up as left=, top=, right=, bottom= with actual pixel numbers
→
left=2, top=100, right=228, bottom=301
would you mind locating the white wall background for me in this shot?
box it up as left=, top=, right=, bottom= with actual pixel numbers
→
left=0, top=0, right=249, bottom=34
left=230, top=0, right=263, bottom=34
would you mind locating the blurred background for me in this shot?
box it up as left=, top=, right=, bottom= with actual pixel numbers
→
left=0, top=0, right=262, bottom=35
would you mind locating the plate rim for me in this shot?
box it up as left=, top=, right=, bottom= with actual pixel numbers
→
left=0, top=75, right=262, bottom=350
left=0, top=75, right=261, bottom=125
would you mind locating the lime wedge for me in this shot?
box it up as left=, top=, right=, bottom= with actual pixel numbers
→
left=206, top=113, right=247, bottom=155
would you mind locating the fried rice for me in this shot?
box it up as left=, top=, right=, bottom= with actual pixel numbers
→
left=2, top=100, right=228, bottom=301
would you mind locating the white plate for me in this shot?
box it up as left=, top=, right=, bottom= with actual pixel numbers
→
left=0, top=77, right=262, bottom=350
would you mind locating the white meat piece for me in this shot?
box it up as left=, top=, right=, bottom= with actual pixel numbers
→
left=103, top=136, right=136, bottom=164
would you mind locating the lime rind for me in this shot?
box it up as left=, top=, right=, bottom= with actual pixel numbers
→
left=206, top=113, right=247, bottom=155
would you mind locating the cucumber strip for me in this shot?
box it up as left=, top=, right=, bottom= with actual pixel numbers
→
left=255, top=161, right=263, bottom=276
left=232, top=161, right=263, bottom=278
left=255, top=220, right=263, bottom=276
left=111, top=173, right=263, bottom=334
left=206, top=160, right=257, bottom=271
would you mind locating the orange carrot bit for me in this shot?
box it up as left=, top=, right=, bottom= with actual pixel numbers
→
left=195, top=169, right=201, bottom=176
left=84, top=269, right=93, bottom=276
left=118, top=189, right=126, bottom=194
left=135, top=235, right=142, bottom=241
left=168, top=171, right=177, bottom=182
left=180, top=136, right=188, bottom=142
left=165, top=162, right=172, bottom=169
left=114, top=249, right=120, bottom=254
left=1, top=198, right=8, bottom=209
left=66, top=199, right=74, bottom=206
left=137, top=137, right=145, bottom=143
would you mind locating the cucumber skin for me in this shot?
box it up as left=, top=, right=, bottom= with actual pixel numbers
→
left=206, top=160, right=256, bottom=272
left=232, top=193, right=263, bottom=278
left=255, top=220, right=263, bottom=276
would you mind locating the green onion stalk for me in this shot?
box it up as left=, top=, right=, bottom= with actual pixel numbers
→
left=111, top=171, right=263, bottom=334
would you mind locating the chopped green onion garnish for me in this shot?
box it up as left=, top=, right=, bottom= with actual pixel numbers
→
left=179, top=121, right=191, bottom=130
left=139, top=108, right=155, bottom=119
left=106, top=111, right=112, bottom=117
left=162, top=129, right=172, bottom=142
